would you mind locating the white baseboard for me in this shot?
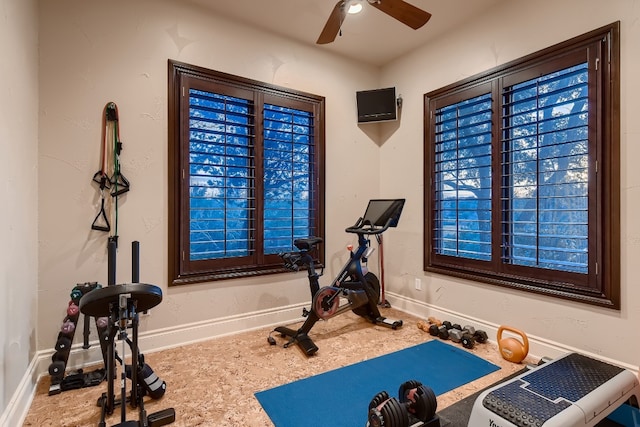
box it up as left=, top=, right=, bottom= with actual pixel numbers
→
left=40, top=302, right=308, bottom=376
left=0, top=355, right=40, bottom=427
left=3, top=302, right=306, bottom=426
left=385, top=292, right=639, bottom=372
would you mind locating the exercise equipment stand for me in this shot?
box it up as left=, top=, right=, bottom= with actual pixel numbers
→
left=48, top=282, right=109, bottom=396
left=79, top=241, right=175, bottom=427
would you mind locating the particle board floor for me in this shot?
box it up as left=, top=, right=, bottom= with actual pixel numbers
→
left=23, top=308, right=534, bottom=426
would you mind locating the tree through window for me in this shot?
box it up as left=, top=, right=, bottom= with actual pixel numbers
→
left=424, top=23, right=620, bottom=308
left=169, top=61, right=325, bottom=285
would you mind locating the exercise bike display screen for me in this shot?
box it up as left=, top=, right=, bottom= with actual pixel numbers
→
left=362, top=199, right=405, bottom=227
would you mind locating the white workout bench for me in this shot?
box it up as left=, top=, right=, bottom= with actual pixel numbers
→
left=468, top=353, right=640, bottom=427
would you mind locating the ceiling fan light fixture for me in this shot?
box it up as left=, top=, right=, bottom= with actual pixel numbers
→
left=316, top=0, right=431, bottom=45
left=347, top=1, right=363, bottom=14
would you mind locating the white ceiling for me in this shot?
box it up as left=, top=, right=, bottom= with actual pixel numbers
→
left=185, top=0, right=505, bottom=67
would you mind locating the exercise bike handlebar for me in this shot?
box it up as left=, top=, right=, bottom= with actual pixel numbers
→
left=344, top=216, right=394, bottom=236
left=280, top=252, right=302, bottom=271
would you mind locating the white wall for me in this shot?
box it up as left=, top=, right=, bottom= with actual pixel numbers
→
left=1, top=0, right=638, bottom=422
left=381, top=0, right=640, bottom=367
left=0, top=0, right=39, bottom=418
left=37, top=0, right=381, bottom=353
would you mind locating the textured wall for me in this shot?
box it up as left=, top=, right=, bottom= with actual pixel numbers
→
left=380, top=0, right=640, bottom=366
left=20, top=1, right=640, bottom=414
left=0, top=0, right=39, bottom=416
left=37, top=0, right=381, bottom=353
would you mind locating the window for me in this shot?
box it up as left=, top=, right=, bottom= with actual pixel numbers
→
left=424, top=22, right=620, bottom=308
left=169, top=61, right=325, bottom=285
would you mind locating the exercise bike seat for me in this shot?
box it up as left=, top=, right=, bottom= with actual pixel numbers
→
left=293, top=237, right=323, bottom=251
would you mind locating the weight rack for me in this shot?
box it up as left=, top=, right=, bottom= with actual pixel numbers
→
left=48, top=282, right=110, bottom=395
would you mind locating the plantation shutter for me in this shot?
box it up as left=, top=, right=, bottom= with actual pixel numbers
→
left=263, top=104, right=316, bottom=255
left=188, top=89, right=255, bottom=261
left=433, top=92, right=493, bottom=261
left=501, top=63, right=589, bottom=274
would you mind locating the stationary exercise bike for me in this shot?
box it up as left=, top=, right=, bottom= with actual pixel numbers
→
left=269, top=199, right=406, bottom=356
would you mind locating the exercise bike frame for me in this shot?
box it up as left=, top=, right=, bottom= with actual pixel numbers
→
left=272, top=205, right=404, bottom=356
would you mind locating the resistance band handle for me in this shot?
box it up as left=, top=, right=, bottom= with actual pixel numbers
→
left=92, top=171, right=111, bottom=190
left=91, top=198, right=111, bottom=232
left=110, top=172, right=130, bottom=197
left=91, top=224, right=110, bottom=232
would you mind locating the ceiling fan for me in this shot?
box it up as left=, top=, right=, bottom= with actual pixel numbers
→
left=316, top=0, right=432, bottom=45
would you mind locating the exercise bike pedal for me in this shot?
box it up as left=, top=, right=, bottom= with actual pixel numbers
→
left=376, top=317, right=403, bottom=330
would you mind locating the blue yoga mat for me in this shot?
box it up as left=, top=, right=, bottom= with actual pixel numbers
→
left=255, top=340, right=500, bottom=427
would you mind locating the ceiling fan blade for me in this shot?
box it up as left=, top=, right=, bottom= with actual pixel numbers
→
left=369, top=0, right=432, bottom=30
left=316, top=1, right=347, bottom=44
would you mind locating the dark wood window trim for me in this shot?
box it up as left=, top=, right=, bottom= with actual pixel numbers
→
left=424, top=22, right=620, bottom=308
left=168, top=60, right=326, bottom=286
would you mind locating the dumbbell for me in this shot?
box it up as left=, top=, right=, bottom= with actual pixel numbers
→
left=437, top=325, right=449, bottom=340
left=473, top=330, right=488, bottom=343
left=417, top=317, right=443, bottom=333
left=460, top=326, right=480, bottom=348
left=52, top=333, right=72, bottom=364
left=368, top=380, right=437, bottom=427
left=445, top=323, right=488, bottom=344
left=48, top=360, right=65, bottom=378
left=60, top=319, right=76, bottom=338
left=416, top=320, right=429, bottom=332
left=95, top=317, right=110, bottom=351
left=449, top=327, right=476, bottom=349
left=67, top=301, right=80, bottom=319
left=448, top=327, right=468, bottom=342
left=399, top=380, right=437, bottom=422
left=428, top=318, right=443, bottom=335
left=428, top=324, right=439, bottom=337
left=69, top=288, right=83, bottom=302
left=427, top=316, right=442, bottom=326
left=435, top=320, right=457, bottom=340
left=54, top=335, right=72, bottom=352
left=368, top=390, right=407, bottom=427
left=51, top=348, right=70, bottom=362
left=96, top=316, right=109, bottom=329
left=462, top=325, right=476, bottom=335
left=60, top=319, right=76, bottom=336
